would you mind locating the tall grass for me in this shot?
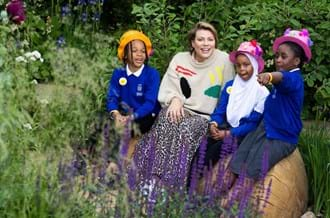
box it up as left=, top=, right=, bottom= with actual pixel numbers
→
left=299, top=122, right=330, bottom=217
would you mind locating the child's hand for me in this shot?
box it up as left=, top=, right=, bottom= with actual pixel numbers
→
left=257, top=73, right=272, bottom=86
left=166, top=97, right=184, bottom=123
left=209, top=123, right=226, bottom=140
left=114, top=114, right=129, bottom=128
left=209, top=123, right=219, bottom=134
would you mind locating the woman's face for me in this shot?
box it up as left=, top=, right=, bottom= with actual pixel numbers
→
left=235, top=54, right=254, bottom=81
left=191, top=29, right=216, bottom=62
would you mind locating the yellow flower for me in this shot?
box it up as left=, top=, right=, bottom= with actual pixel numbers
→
left=119, top=77, right=127, bottom=86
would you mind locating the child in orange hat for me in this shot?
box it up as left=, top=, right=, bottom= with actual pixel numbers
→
left=106, top=30, right=160, bottom=134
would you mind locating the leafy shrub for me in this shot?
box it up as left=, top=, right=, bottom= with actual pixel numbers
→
left=299, top=122, right=330, bottom=217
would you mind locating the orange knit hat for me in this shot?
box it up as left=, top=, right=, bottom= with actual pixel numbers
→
left=117, top=30, right=152, bottom=61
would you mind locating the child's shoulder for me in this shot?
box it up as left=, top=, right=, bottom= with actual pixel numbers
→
left=222, top=79, right=234, bottom=94
left=225, top=79, right=234, bottom=87
left=113, top=67, right=126, bottom=73
left=282, top=69, right=303, bottom=81
left=143, top=65, right=160, bottom=76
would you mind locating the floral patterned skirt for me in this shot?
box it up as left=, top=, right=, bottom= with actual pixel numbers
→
left=133, top=107, right=208, bottom=188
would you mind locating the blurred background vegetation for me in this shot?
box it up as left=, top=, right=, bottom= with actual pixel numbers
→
left=0, top=0, right=329, bottom=217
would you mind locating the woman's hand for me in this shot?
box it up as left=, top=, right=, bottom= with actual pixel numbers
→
left=166, top=97, right=184, bottom=123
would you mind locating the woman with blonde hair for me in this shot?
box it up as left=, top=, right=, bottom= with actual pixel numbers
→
left=134, top=21, right=235, bottom=189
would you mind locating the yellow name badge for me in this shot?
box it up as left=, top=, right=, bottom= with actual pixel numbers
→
left=226, top=86, right=232, bottom=94
left=119, top=77, right=127, bottom=86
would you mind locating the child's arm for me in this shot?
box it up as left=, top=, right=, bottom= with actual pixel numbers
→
left=106, top=69, right=121, bottom=114
left=258, top=70, right=303, bottom=93
left=209, top=81, right=232, bottom=140
left=230, top=111, right=263, bottom=137
left=257, top=72, right=283, bottom=85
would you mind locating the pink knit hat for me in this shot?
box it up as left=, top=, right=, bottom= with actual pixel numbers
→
left=229, top=40, right=264, bottom=73
left=273, top=28, right=313, bottom=62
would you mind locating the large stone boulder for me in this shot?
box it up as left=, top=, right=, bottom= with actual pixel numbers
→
left=254, top=148, right=308, bottom=217
left=198, top=148, right=308, bottom=217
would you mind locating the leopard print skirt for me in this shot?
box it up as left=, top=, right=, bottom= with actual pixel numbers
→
left=133, top=107, right=208, bottom=187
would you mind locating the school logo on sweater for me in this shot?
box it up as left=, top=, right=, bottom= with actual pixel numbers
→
left=136, top=84, right=143, bottom=96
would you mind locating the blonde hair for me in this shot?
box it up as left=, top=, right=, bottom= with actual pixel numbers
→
left=187, top=21, right=218, bottom=53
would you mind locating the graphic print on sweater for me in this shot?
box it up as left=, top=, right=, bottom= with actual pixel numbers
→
left=176, top=64, right=224, bottom=99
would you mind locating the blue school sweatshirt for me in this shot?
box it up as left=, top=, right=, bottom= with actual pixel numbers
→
left=106, top=65, right=161, bottom=120
left=264, top=68, right=304, bottom=144
left=210, top=80, right=263, bottom=137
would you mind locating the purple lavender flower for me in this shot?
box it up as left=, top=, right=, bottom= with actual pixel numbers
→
left=119, top=121, right=131, bottom=159
left=202, top=166, right=213, bottom=196
left=6, top=0, right=25, bottom=24
left=127, top=165, right=137, bottom=191
left=56, top=36, right=65, bottom=48
left=88, top=0, right=97, bottom=5
left=78, top=0, right=87, bottom=5
left=197, top=136, right=207, bottom=175
left=227, top=165, right=247, bottom=209
left=260, top=179, right=272, bottom=213
left=81, top=12, right=88, bottom=22
left=238, top=179, right=254, bottom=218
left=61, top=4, right=71, bottom=17
left=188, top=158, right=198, bottom=196
left=91, top=12, right=100, bottom=22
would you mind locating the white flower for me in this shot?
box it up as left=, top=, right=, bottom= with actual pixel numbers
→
left=29, top=56, right=37, bottom=61
left=24, top=52, right=33, bottom=58
left=31, top=79, right=38, bottom=84
left=40, top=58, right=44, bottom=63
left=39, top=99, right=49, bottom=105
left=15, top=56, right=27, bottom=62
left=31, top=50, right=41, bottom=59
left=23, top=123, right=32, bottom=130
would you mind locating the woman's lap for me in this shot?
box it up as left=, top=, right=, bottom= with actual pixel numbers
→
left=134, top=107, right=208, bottom=186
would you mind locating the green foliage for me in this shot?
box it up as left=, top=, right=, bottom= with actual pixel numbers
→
left=299, top=123, right=330, bottom=217
left=0, top=0, right=330, bottom=217
left=132, top=0, right=185, bottom=73
left=130, top=0, right=330, bottom=119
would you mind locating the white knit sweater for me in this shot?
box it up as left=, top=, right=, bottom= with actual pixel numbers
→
left=158, top=49, right=235, bottom=119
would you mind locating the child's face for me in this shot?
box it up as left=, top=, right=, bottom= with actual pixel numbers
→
left=235, top=54, right=254, bottom=81
left=191, top=29, right=216, bottom=62
left=127, top=40, right=146, bottom=72
left=275, top=44, right=300, bottom=71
